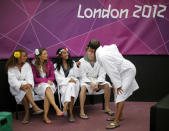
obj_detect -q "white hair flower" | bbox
[35,49,40,55]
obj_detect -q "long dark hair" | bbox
[6,49,28,70]
[55,48,73,71]
[34,48,47,73]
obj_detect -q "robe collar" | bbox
[84,55,95,68]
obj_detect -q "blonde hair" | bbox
[6,49,28,70]
[34,48,47,73]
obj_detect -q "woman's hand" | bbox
[91,83,99,91]
[117,87,123,95]
[76,61,81,68]
[48,80,53,85]
[39,82,44,85]
[20,85,29,91]
[69,79,76,83]
[26,84,32,88]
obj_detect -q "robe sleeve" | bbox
[96,66,106,83]
[101,58,122,89]
[55,70,71,86]
[72,61,81,78]
[47,61,55,82]
[8,68,22,93]
[25,63,34,88]
[96,46,122,89]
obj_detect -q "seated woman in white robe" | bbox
[79,45,114,119]
[31,48,63,124]
[6,49,43,124]
[54,48,80,122]
[87,39,139,129]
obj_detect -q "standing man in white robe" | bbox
[79,45,114,119]
[6,49,43,124]
[87,39,139,129]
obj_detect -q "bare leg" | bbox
[22,96,29,121]
[113,68,135,123]
[45,87,62,114]
[99,84,111,112]
[63,102,69,114]
[25,87,42,112]
[79,86,87,115]
[43,96,51,123]
[69,97,75,119]
[114,101,125,124]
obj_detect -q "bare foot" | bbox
[63,104,68,114]
[56,109,63,116]
[23,114,29,121]
[33,105,43,112]
[68,114,75,122]
[113,119,119,125]
[105,108,115,116]
[43,116,52,124]
[22,113,29,124]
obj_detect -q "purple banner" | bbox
[0,0,169,59]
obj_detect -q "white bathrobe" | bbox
[54,61,80,105]
[96,44,139,103]
[79,57,111,94]
[8,62,34,104]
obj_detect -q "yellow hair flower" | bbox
[14,51,20,58]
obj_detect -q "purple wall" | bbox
[0,0,169,59]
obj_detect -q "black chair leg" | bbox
[102,94,105,110]
[90,95,94,105]
[15,104,19,120]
